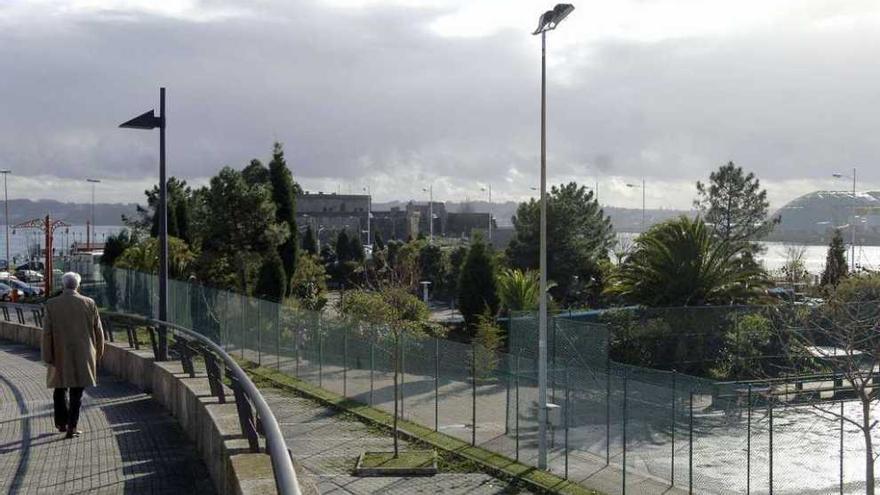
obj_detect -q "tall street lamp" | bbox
[422,184,434,243]
[1,170,10,267]
[626,179,646,232]
[481,185,493,243]
[86,178,101,248]
[533,2,574,470]
[120,87,168,361]
[832,168,857,272]
[363,186,371,246]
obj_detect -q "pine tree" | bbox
[268,142,298,297]
[336,230,351,262]
[302,225,318,256]
[373,231,385,252]
[821,229,848,287]
[457,233,499,332]
[254,251,286,302]
[349,233,365,262]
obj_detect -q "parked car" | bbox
[16,261,45,272]
[0,283,24,301]
[0,278,41,297]
[15,269,44,283]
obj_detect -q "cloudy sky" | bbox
[1,0,879,210]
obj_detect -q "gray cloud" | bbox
[1,1,879,209]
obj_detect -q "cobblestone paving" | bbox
[0,341,215,494]
[263,388,536,494]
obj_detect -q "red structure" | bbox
[13,215,71,295]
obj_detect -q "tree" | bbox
[124,177,193,242]
[506,182,614,305]
[473,309,502,377]
[254,251,286,302]
[195,166,287,292]
[781,244,809,287]
[418,243,446,297]
[694,162,779,244]
[302,225,318,256]
[242,159,269,186]
[335,230,351,262]
[497,268,541,313]
[268,143,298,297]
[290,254,328,311]
[101,229,139,310]
[458,234,499,332]
[348,233,365,263]
[607,216,768,306]
[373,231,385,252]
[821,229,848,288]
[115,236,195,278]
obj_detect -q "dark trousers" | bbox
[53,387,85,429]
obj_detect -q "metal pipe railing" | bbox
[107,312,302,495]
[2,302,302,495]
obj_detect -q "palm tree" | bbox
[607,216,767,306]
[497,268,540,313]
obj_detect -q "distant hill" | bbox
[768,191,880,244]
[1,199,138,226]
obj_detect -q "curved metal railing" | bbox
[1,302,302,495]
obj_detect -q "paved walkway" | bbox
[263,387,534,494]
[0,340,214,494]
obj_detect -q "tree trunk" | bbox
[863,400,875,495]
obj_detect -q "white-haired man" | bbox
[41,272,104,438]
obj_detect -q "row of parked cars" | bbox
[0,270,44,301]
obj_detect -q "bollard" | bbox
[319,333,324,388]
[434,337,439,432]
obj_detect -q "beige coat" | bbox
[41,289,105,388]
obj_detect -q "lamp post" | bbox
[422,185,434,242]
[481,185,493,243]
[86,178,101,249]
[832,168,857,272]
[120,87,168,361]
[533,3,574,470]
[0,170,10,267]
[626,179,646,232]
[363,186,371,246]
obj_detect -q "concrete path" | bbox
[263,387,535,494]
[0,340,214,494]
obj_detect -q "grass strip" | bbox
[243,362,601,495]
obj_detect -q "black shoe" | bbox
[65,429,81,439]
[56,425,67,433]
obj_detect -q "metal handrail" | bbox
[107,312,302,495]
[2,302,302,495]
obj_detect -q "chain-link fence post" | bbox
[623,367,628,495]
[294,326,300,377]
[565,366,570,479]
[606,353,611,466]
[747,384,752,495]
[400,332,406,419]
[689,390,694,494]
[319,332,324,388]
[471,341,477,447]
[275,308,280,370]
[240,295,245,360]
[672,369,676,487]
[434,336,439,432]
[369,339,375,406]
[515,350,521,462]
[257,301,262,366]
[343,327,348,397]
[769,396,773,495]
[839,400,844,495]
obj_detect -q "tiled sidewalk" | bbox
[0,341,214,494]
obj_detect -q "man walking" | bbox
[41,272,104,438]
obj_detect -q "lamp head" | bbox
[832,173,843,178]
[533,4,575,35]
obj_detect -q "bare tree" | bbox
[779,299,880,494]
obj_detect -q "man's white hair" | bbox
[62,272,81,290]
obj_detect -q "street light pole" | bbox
[87,178,101,248]
[532,3,574,470]
[423,185,434,242]
[364,186,371,246]
[120,87,168,361]
[481,185,493,243]
[0,170,10,267]
[832,169,858,272]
